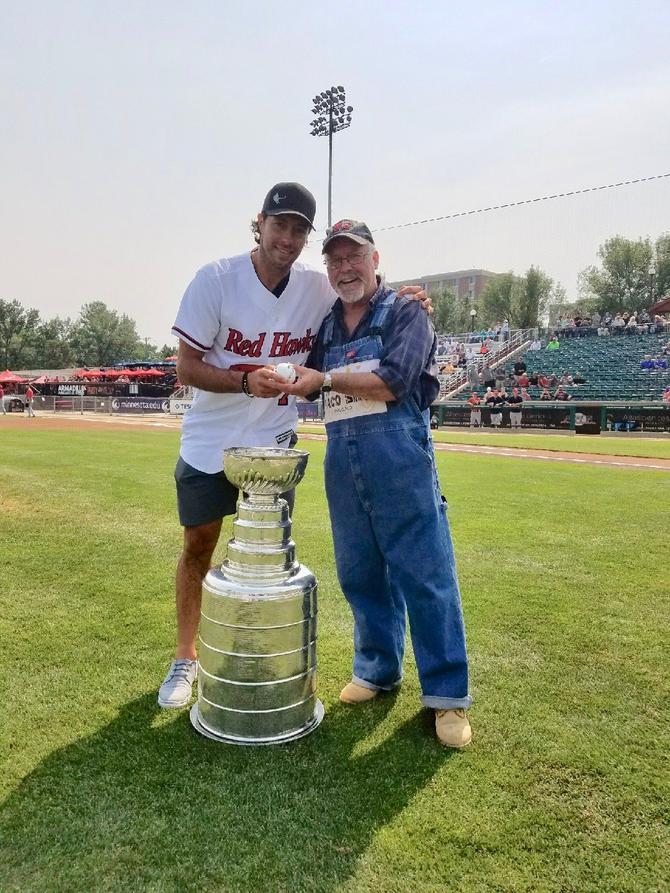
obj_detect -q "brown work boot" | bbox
[339,682,379,704]
[435,708,472,748]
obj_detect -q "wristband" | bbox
[241,371,254,397]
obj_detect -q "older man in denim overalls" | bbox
[268,220,472,747]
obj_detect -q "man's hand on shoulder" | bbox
[396,285,432,315]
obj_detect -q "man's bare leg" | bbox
[175,519,223,660]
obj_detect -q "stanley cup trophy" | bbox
[189,447,324,744]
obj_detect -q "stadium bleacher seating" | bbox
[457,332,669,401]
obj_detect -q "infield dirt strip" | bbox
[4,413,670,471]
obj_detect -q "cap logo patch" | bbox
[272,192,286,205]
[332,220,353,232]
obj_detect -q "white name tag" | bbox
[324,359,388,424]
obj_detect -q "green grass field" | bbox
[1,426,668,893]
[299,423,670,460]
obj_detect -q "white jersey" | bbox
[172,251,335,473]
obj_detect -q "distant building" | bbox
[389,268,499,300]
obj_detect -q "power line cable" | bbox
[319,172,670,236]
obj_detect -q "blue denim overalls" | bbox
[322,292,471,709]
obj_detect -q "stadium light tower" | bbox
[309,85,353,227]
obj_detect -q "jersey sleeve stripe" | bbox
[171,326,213,352]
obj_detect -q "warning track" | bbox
[3,414,669,471]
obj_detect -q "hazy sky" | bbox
[2,1,669,345]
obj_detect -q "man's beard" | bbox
[336,278,366,304]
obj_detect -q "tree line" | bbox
[431,233,670,334]
[3,233,668,366]
[0,300,175,371]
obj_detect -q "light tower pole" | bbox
[309,86,353,228]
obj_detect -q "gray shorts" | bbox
[175,457,296,528]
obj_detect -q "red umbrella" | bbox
[142,368,166,377]
[31,375,49,384]
[0,370,27,383]
[82,368,103,378]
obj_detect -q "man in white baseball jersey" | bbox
[159,183,424,708]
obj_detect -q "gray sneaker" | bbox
[158,659,198,708]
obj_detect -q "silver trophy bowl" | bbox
[190,445,323,745]
[224,447,309,500]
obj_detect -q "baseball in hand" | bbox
[275,362,298,383]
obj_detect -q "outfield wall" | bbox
[8,394,669,433]
[431,402,670,433]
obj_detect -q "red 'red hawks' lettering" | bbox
[224,329,266,357]
[224,327,316,358]
[269,328,316,358]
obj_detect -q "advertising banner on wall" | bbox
[111,397,170,413]
[169,398,193,415]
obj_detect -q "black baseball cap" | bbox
[322,219,375,253]
[261,182,316,229]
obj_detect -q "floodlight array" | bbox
[309,85,353,137]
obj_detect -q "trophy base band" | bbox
[189,700,325,746]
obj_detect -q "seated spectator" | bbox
[553,386,571,401]
[603,312,612,326]
[538,373,549,388]
[430,413,439,430]
[546,337,560,350]
[626,313,638,334]
[559,371,573,386]
[539,387,553,400]
[622,311,630,324]
[572,372,587,384]
[521,387,532,402]
[513,359,527,375]
[612,313,625,330]
[529,338,542,350]
[597,325,610,336]
[528,372,539,386]
[547,373,558,387]
[517,372,530,388]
